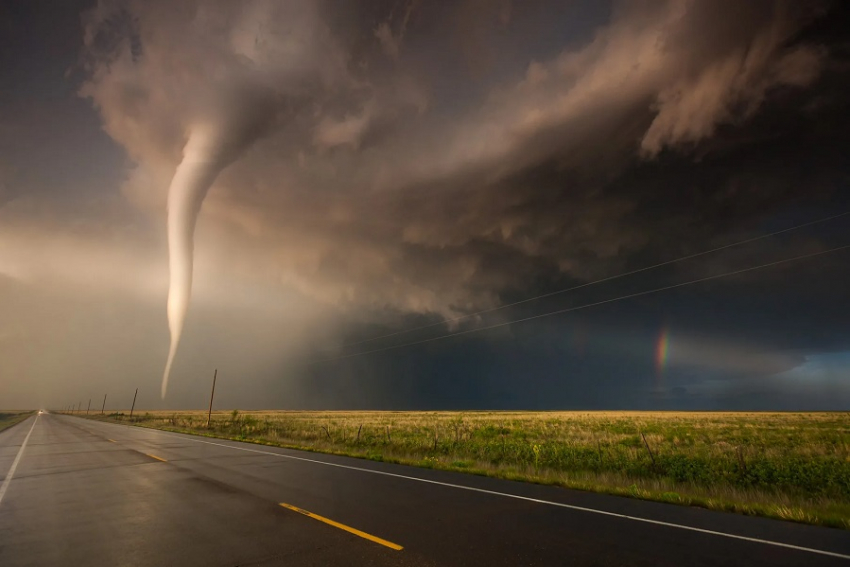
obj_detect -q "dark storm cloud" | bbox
[72,0,839,317]
[1,0,848,409]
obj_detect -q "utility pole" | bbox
[77,402,81,413]
[130,388,138,419]
[86,399,91,415]
[206,369,217,428]
[101,394,107,414]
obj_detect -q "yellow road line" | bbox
[145,453,167,462]
[278,502,403,551]
[107,439,117,443]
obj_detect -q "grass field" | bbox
[0,411,35,434]
[77,410,850,529]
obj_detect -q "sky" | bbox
[1,0,849,411]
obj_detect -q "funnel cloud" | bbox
[154,1,329,397]
[162,124,229,397]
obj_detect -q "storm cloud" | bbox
[1,0,848,409]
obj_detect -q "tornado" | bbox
[161,104,269,398]
[161,124,228,398]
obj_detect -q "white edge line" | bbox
[0,415,39,505]
[78,416,850,561]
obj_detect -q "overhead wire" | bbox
[319,243,850,362]
[330,210,850,351]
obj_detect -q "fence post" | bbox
[130,388,138,418]
[640,431,656,468]
[206,369,217,428]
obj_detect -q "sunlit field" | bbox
[0,411,35,434]
[80,410,850,529]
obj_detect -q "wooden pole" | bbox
[130,388,138,418]
[86,399,91,415]
[206,369,217,428]
[101,394,107,414]
[640,431,656,468]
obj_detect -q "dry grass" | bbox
[80,410,850,529]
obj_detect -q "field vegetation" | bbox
[0,411,35,434]
[79,410,850,529]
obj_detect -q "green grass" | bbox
[0,411,35,434]
[76,410,850,529]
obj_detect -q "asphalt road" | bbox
[0,413,848,566]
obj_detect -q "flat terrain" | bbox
[84,410,850,529]
[1,413,849,566]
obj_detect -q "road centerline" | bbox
[278,502,403,551]
[0,415,39,506]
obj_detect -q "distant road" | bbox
[1,413,848,566]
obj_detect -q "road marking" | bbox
[0,415,38,506]
[83,418,850,561]
[107,439,117,443]
[279,502,403,550]
[145,453,167,462]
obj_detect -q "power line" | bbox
[331,210,850,351]
[332,210,850,351]
[319,243,850,362]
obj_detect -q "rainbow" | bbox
[655,326,671,385]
